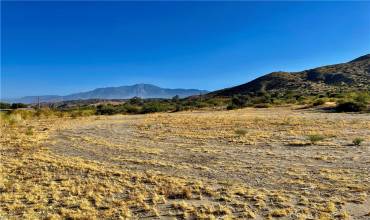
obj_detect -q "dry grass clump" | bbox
[269,208,291,217]
[306,134,326,144]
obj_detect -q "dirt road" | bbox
[46,107,370,219]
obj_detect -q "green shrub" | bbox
[0,102,11,109]
[352,137,364,146]
[56,111,68,118]
[313,99,326,106]
[272,98,285,105]
[70,109,96,118]
[335,101,366,112]
[306,134,325,144]
[141,102,170,114]
[172,95,180,102]
[124,104,141,114]
[354,92,370,104]
[254,103,271,108]
[231,95,249,107]
[25,127,34,135]
[174,104,185,112]
[194,101,208,108]
[235,129,247,136]
[11,103,28,109]
[226,104,238,110]
[96,105,117,115]
[251,96,270,105]
[206,98,224,106]
[129,97,143,105]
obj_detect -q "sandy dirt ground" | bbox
[1,107,370,219]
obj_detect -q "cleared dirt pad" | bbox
[1,107,370,219]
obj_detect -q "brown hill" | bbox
[209,54,370,97]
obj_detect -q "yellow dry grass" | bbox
[1,107,369,219]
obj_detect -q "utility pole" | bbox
[37,96,40,109]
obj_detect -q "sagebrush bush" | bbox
[124,104,141,114]
[70,109,96,118]
[313,99,326,106]
[235,129,247,136]
[141,102,171,113]
[306,134,325,144]
[226,104,238,110]
[352,137,364,146]
[25,127,34,135]
[96,105,117,115]
[354,92,370,104]
[254,103,271,108]
[335,101,366,112]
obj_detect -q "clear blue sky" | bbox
[2,1,370,98]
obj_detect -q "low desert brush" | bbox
[306,134,325,144]
[235,129,247,136]
[352,137,364,146]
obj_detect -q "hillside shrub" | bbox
[96,105,117,115]
[313,99,326,106]
[11,103,28,109]
[70,109,96,118]
[354,92,370,105]
[124,104,141,114]
[335,101,366,112]
[141,102,171,114]
[194,101,208,108]
[226,104,238,110]
[129,97,143,105]
[251,96,270,105]
[206,98,224,106]
[0,102,11,109]
[231,95,248,107]
[254,103,271,108]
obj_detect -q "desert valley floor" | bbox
[1,107,369,219]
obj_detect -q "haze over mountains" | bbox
[3,54,369,104]
[4,84,208,104]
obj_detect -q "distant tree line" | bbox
[1,90,369,116]
[0,102,28,109]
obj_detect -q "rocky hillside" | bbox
[210,54,370,97]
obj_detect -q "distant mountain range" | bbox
[3,54,369,104]
[209,54,370,97]
[4,84,208,104]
